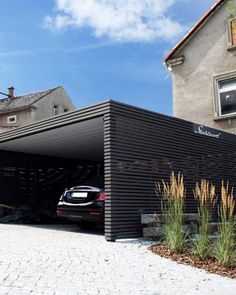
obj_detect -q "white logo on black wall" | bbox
[194,125,221,139]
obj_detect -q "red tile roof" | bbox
[164,0,225,62]
[0,87,59,113]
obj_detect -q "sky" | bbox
[0,0,217,115]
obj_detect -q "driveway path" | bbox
[0,224,235,295]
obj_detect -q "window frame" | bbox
[53,104,59,116]
[7,115,17,124]
[214,72,236,119]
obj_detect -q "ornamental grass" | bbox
[156,171,186,254]
[193,179,216,260]
[215,182,235,267]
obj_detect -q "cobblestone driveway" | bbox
[0,224,235,295]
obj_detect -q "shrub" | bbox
[193,180,216,259]
[156,171,186,253]
[215,182,235,267]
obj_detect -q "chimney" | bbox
[8,86,14,98]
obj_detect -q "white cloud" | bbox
[0,49,34,58]
[44,0,185,42]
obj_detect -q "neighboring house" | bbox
[0,86,75,133]
[164,0,236,134]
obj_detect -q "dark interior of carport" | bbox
[0,116,104,205]
[0,103,108,233]
[0,100,236,242]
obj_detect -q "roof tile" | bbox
[0,87,58,113]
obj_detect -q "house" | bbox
[164,0,236,134]
[0,86,75,133]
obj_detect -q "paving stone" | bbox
[0,224,235,295]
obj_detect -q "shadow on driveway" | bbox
[4,223,105,236]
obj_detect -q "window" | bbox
[217,78,236,116]
[227,18,236,48]
[64,108,69,113]
[231,19,236,45]
[7,115,16,124]
[53,105,59,116]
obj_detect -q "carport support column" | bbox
[104,112,116,242]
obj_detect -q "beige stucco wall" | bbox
[171,1,236,134]
[0,109,32,132]
[33,86,76,122]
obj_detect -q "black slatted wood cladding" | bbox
[0,101,235,241]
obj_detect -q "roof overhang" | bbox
[164,0,225,63]
[0,101,110,161]
[0,105,36,115]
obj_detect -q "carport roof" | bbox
[0,100,110,161]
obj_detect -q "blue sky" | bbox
[0,0,216,115]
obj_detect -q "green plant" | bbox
[227,0,236,21]
[215,182,235,267]
[193,180,216,259]
[156,171,186,253]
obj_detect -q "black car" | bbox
[56,186,105,226]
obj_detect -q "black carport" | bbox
[0,100,236,241]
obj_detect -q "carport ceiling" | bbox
[0,117,104,161]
